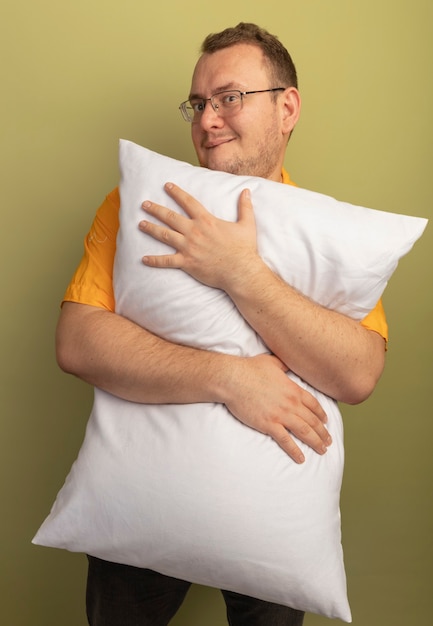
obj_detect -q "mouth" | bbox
[203,137,235,150]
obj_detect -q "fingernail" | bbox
[142,201,151,208]
[165,182,173,190]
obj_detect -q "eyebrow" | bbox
[188,82,245,100]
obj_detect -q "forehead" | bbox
[190,44,270,96]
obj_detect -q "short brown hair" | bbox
[201,22,298,89]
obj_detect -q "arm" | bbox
[222,260,386,404]
[140,184,386,403]
[57,301,330,463]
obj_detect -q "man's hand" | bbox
[221,353,331,464]
[139,182,258,290]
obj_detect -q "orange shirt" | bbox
[64,176,388,342]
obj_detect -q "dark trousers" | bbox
[86,556,305,626]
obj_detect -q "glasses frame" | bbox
[179,87,286,123]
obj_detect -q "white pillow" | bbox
[33,140,427,622]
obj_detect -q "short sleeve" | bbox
[62,188,120,312]
[360,299,388,344]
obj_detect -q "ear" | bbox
[279,87,301,136]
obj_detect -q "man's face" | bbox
[189,44,291,182]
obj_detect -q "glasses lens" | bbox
[179,102,193,122]
[188,99,206,122]
[214,91,242,114]
[180,99,204,123]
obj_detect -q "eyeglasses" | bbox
[179,88,286,123]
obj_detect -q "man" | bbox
[57,23,387,626]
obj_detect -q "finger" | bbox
[141,200,189,233]
[268,424,306,464]
[300,388,328,423]
[283,407,332,454]
[142,252,184,268]
[291,416,332,452]
[163,182,206,219]
[139,216,184,249]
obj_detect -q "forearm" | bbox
[56,302,232,404]
[225,259,386,404]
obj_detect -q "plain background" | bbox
[1,1,432,624]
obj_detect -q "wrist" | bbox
[224,255,269,300]
[204,352,243,406]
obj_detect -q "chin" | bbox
[203,156,242,176]
[197,145,238,174]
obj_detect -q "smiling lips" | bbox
[203,136,235,149]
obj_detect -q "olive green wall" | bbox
[1,1,432,624]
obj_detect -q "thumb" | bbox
[237,188,255,225]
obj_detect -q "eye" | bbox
[190,99,205,113]
[221,92,241,106]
